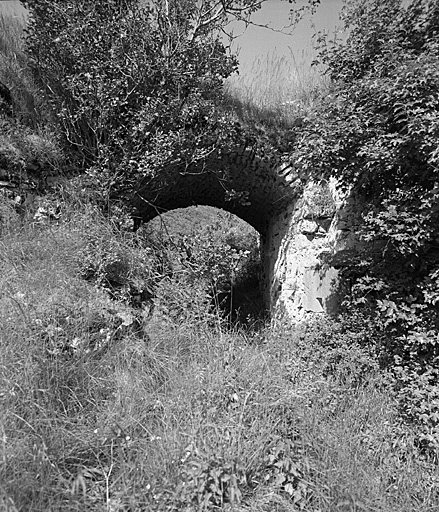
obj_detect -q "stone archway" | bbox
[130,144,302,237]
[130,144,355,322]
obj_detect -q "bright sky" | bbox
[229,0,344,69]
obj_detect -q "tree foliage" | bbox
[22,0,323,204]
[22,0,267,200]
[297,0,439,447]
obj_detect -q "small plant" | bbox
[260,437,309,506]
[303,181,336,219]
[77,214,167,311]
[177,446,246,509]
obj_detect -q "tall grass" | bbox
[224,49,329,128]
[0,194,438,511]
[0,12,50,127]
[0,13,62,182]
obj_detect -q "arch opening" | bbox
[143,205,267,327]
[129,143,303,320]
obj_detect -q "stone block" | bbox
[302,266,340,314]
[300,219,318,234]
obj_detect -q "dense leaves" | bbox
[298,0,439,447]
[22,0,325,206]
[22,0,249,200]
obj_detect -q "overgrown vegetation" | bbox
[293,0,439,452]
[1,0,439,509]
[1,196,438,511]
[145,207,264,327]
[21,0,253,205]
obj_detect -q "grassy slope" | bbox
[224,49,329,129]
[146,205,251,239]
[1,203,438,511]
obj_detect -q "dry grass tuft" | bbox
[224,50,329,128]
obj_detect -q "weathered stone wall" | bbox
[129,147,363,322]
[262,180,360,321]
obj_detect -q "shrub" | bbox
[22,0,245,199]
[297,0,439,445]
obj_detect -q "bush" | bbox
[22,0,243,202]
[298,0,439,446]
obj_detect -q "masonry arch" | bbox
[130,145,301,237]
[130,145,344,321]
